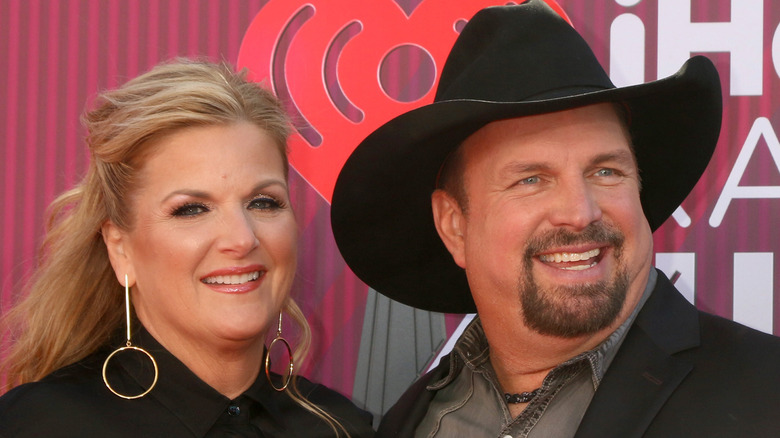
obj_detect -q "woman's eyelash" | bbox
[169,194,287,217]
[249,195,286,210]
[171,202,209,217]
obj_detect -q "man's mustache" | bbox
[524,223,625,260]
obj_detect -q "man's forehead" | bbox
[460,104,633,164]
[496,149,637,174]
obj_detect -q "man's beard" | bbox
[519,223,628,338]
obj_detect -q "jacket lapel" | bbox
[376,356,450,437]
[574,270,701,438]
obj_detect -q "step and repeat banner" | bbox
[2,0,779,414]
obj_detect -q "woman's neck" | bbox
[144,323,268,399]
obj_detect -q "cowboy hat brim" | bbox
[331,55,721,314]
[331,0,722,314]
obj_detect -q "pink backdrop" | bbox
[2,0,779,406]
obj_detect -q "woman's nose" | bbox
[217,210,260,256]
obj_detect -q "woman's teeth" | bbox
[202,271,261,285]
[539,248,601,264]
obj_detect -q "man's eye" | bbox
[171,203,208,217]
[596,168,615,177]
[520,176,540,185]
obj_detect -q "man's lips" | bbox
[537,247,603,271]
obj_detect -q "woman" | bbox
[0,59,374,437]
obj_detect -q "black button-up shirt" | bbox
[0,327,375,437]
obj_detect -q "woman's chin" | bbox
[215,324,269,345]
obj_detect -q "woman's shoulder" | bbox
[0,354,104,404]
[0,355,123,436]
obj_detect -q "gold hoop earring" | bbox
[265,312,294,391]
[102,274,159,399]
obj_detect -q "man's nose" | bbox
[547,178,603,230]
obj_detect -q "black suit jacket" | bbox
[378,270,780,437]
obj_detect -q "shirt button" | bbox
[227,405,241,416]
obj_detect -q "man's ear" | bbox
[101,220,135,286]
[431,189,467,269]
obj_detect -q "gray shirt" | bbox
[415,269,657,438]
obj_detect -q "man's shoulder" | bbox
[610,293,780,435]
[641,311,780,436]
[690,309,780,367]
[376,356,450,437]
[635,273,780,379]
[700,309,780,344]
[640,269,780,357]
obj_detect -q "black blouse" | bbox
[0,328,375,437]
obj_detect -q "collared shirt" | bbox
[415,269,657,438]
[0,326,375,438]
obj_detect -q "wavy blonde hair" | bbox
[1,59,348,436]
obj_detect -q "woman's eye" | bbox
[249,196,282,210]
[171,203,209,217]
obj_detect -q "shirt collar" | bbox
[593,267,656,383]
[430,268,657,391]
[115,326,288,436]
[242,352,289,425]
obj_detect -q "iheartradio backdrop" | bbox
[2,0,779,417]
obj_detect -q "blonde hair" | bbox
[1,59,348,436]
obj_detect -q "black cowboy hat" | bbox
[330,0,722,314]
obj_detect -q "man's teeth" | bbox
[539,248,600,264]
[203,271,261,285]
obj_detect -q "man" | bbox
[331,1,780,437]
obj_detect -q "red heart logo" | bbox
[238,0,569,202]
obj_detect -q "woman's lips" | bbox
[201,265,266,293]
[202,270,261,285]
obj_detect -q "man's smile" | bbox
[538,248,600,264]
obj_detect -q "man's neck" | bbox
[486,322,611,393]
[483,268,654,396]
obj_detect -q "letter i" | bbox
[610,0,645,87]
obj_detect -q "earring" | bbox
[102,274,159,399]
[264,312,294,391]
